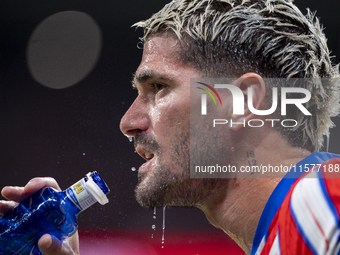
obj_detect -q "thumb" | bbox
[38,234,74,255]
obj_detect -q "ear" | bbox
[230,73,266,131]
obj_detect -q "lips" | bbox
[136,146,155,161]
[135,146,157,174]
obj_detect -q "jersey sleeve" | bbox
[259,158,340,255]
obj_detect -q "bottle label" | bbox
[66,178,97,211]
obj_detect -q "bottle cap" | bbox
[85,172,109,205]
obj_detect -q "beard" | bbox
[134,131,227,209]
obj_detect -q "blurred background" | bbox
[0,0,339,254]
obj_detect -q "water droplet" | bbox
[231,147,234,152]
[131,167,136,171]
[83,153,85,156]
[162,206,166,248]
[151,206,157,239]
[125,135,133,142]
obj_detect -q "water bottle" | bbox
[0,171,109,255]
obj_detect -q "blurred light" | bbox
[27,11,102,89]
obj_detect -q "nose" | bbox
[120,96,149,137]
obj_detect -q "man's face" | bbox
[120,35,226,209]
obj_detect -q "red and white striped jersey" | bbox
[250,152,340,255]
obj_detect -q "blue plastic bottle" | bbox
[0,171,109,255]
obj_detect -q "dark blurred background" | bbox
[0,1,339,254]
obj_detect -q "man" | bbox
[1,0,340,254]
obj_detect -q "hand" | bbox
[0,177,80,255]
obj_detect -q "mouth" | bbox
[135,146,157,174]
[136,146,155,161]
[136,145,156,172]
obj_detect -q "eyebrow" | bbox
[131,70,174,89]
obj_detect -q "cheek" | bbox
[151,96,190,139]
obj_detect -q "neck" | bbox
[198,131,311,253]
[199,178,279,253]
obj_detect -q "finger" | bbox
[38,234,75,255]
[0,200,18,216]
[23,177,61,195]
[1,186,25,202]
[1,178,61,204]
[67,232,79,254]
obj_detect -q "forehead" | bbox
[143,35,181,62]
[136,35,182,76]
[133,34,202,88]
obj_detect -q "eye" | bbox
[152,83,166,93]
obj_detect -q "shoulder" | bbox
[286,164,340,255]
[260,160,340,255]
[290,158,340,221]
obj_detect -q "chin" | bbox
[134,184,167,209]
[135,167,177,209]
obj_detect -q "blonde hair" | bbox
[134,0,340,152]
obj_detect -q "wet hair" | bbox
[133,0,340,152]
